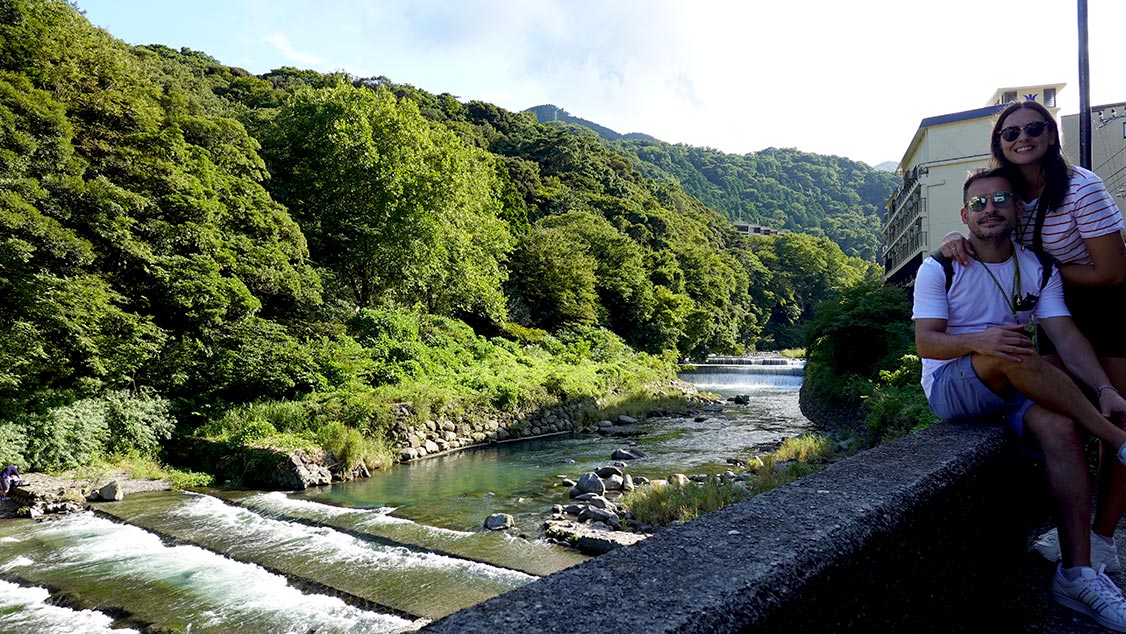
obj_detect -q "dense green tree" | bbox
[508,225,599,330]
[260,84,513,322]
[750,233,880,349]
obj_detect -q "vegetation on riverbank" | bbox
[801,281,937,444]
[622,432,841,527]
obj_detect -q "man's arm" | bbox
[915,318,1036,363]
[1039,316,1126,419]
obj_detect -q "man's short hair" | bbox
[962,167,1012,205]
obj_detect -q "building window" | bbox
[1044,88,1056,107]
[1003,91,1017,103]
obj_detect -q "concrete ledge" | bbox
[424,422,1045,633]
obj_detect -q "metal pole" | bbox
[1078,0,1092,169]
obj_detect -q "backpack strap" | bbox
[1032,248,1055,292]
[930,248,1053,294]
[929,249,955,292]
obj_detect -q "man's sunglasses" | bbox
[997,121,1050,142]
[966,192,1015,212]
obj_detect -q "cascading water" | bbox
[95,491,535,622]
[677,358,805,390]
[0,577,140,634]
[0,511,420,633]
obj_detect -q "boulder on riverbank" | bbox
[0,470,173,519]
[543,519,648,554]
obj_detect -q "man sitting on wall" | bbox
[913,167,1126,631]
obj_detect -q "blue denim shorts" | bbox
[928,354,1036,439]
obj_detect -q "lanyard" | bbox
[974,254,1023,320]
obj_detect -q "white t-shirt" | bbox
[1016,166,1124,265]
[912,244,1070,398]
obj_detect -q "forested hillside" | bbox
[0,0,879,473]
[527,105,897,261]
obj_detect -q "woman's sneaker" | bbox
[1052,565,1126,632]
[1032,528,1122,573]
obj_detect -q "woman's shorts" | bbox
[1039,283,1126,358]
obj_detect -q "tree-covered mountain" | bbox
[526,104,657,142]
[527,107,898,261]
[0,0,880,472]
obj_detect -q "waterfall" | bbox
[678,358,804,389]
[0,577,138,634]
[0,512,419,633]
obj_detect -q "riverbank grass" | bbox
[71,457,214,490]
[622,433,838,529]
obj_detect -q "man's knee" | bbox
[1025,408,1082,451]
[972,351,1049,391]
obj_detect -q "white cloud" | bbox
[262,32,324,66]
[77,0,1126,167]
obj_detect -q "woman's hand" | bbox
[939,232,974,266]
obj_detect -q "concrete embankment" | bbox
[424,421,1053,633]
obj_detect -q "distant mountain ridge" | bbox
[526,103,898,261]
[526,104,658,142]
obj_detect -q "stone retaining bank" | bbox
[391,380,703,463]
[423,422,1047,633]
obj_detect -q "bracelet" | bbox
[1098,384,1121,398]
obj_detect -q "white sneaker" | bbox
[1053,565,1126,631]
[1032,528,1122,573]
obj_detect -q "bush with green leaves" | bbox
[11,390,176,472]
[101,389,176,458]
[20,398,108,472]
[802,280,930,442]
[0,421,27,468]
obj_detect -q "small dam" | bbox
[678,356,804,389]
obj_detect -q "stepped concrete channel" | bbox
[424,421,1125,633]
[211,489,588,576]
[90,490,583,623]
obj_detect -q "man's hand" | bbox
[970,324,1034,362]
[1099,387,1126,423]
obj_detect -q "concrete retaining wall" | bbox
[423,421,1048,633]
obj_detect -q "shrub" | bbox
[622,476,751,527]
[863,354,939,444]
[21,398,109,472]
[0,422,27,467]
[316,421,394,472]
[102,389,176,458]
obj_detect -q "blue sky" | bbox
[77,0,1126,167]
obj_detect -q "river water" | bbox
[0,360,809,633]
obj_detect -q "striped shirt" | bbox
[1016,166,1124,265]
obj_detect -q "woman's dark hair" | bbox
[988,100,1070,213]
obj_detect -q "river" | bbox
[0,359,809,633]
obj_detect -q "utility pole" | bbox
[1078,0,1092,169]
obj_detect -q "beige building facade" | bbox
[882,84,1065,285]
[1061,102,1126,214]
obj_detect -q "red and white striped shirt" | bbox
[1016,166,1124,265]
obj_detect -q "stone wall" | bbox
[390,401,584,462]
[390,379,699,462]
[422,421,1049,633]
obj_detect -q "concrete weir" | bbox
[423,422,1044,633]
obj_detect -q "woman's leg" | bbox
[1093,357,1126,538]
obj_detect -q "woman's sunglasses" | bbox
[997,121,1050,142]
[966,191,1015,212]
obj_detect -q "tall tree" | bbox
[261,84,513,322]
